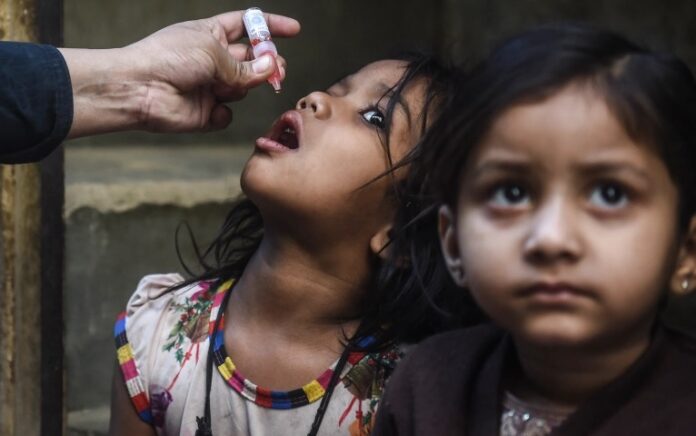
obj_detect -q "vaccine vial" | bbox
[243,7,282,93]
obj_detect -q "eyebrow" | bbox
[472,158,653,184]
[573,161,652,183]
[472,159,532,179]
[375,83,412,128]
[329,77,349,94]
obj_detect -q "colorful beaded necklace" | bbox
[196,279,372,436]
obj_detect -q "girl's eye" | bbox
[360,108,386,129]
[489,184,530,208]
[589,183,628,209]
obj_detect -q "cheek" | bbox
[592,211,679,302]
[456,207,522,269]
[314,128,389,177]
[455,211,519,310]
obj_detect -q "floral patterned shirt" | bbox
[115,273,402,436]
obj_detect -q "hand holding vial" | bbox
[61,10,300,138]
[243,7,284,93]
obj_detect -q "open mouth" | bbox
[276,126,299,149]
[267,112,300,150]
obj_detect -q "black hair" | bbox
[423,23,696,229]
[175,51,475,351]
[351,52,487,347]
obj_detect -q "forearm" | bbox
[58,11,299,139]
[59,47,148,139]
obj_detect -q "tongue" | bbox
[278,131,299,149]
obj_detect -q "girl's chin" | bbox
[239,161,281,198]
[513,319,596,349]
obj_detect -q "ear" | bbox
[670,216,696,295]
[370,223,393,260]
[438,204,467,287]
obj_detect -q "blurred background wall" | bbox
[63,1,696,434]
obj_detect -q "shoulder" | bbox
[119,273,220,354]
[382,323,503,395]
[657,329,696,427]
[114,274,221,425]
[567,326,696,435]
[383,324,504,401]
[373,324,503,435]
[125,273,187,313]
[660,327,696,383]
[122,273,220,323]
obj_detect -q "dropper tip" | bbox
[269,77,282,93]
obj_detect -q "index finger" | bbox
[213,10,301,42]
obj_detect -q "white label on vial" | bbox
[243,9,271,44]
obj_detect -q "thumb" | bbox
[217,52,277,89]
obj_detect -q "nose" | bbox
[523,196,582,266]
[296,91,331,119]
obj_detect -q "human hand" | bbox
[126,11,300,132]
[63,11,300,138]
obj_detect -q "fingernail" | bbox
[252,55,273,73]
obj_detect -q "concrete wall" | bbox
[63,1,696,434]
[443,0,696,68]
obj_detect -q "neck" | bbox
[227,233,370,347]
[510,324,654,408]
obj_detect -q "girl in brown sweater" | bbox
[375,23,696,436]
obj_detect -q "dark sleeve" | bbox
[0,42,73,163]
[372,325,504,436]
[372,355,415,436]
